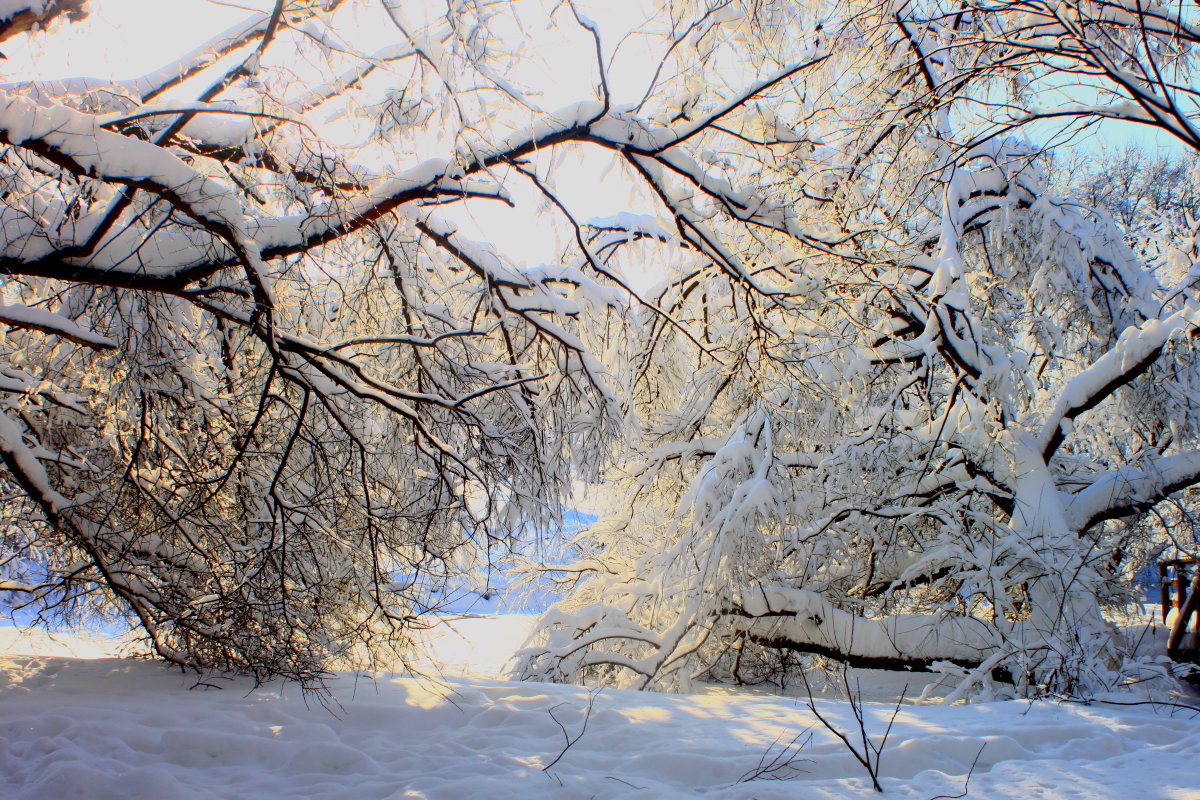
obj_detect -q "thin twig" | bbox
[542,688,600,772]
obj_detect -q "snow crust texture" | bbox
[1,621,1198,800]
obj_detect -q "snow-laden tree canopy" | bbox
[514,0,1200,696]
[1,0,1198,694]
[0,0,776,682]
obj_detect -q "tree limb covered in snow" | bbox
[516,0,1200,697]
[0,0,88,44]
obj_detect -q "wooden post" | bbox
[1167,567,1200,661]
[1160,562,1171,623]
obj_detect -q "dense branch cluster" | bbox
[515,0,1200,695]
[0,0,1198,694]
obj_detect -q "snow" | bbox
[586,212,674,243]
[0,88,270,290]
[1037,311,1194,455]
[0,412,68,511]
[0,0,40,23]
[2,616,1198,799]
[0,303,116,349]
[735,585,999,663]
[0,92,243,228]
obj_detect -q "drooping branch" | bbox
[1066,451,1200,533]
[0,304,116,350]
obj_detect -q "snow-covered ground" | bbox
[2,616,1198,799]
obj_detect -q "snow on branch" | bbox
[730,585,1000,667]
[1065,450,1200,532]
[0,91,246,240]
[0,0,87,44]
[0,303,115,349]
[1038,310,1198,460]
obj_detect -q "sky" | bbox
[3,0,1189,175]
[2,0,1179,283]
[0,0,679,288]
[0,0,266,81]
[0,0,676,149]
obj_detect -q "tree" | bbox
[1051,144,1200,276]
[0,0,853,684]
[5,0,1199,698]
[516,0,1200,696]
